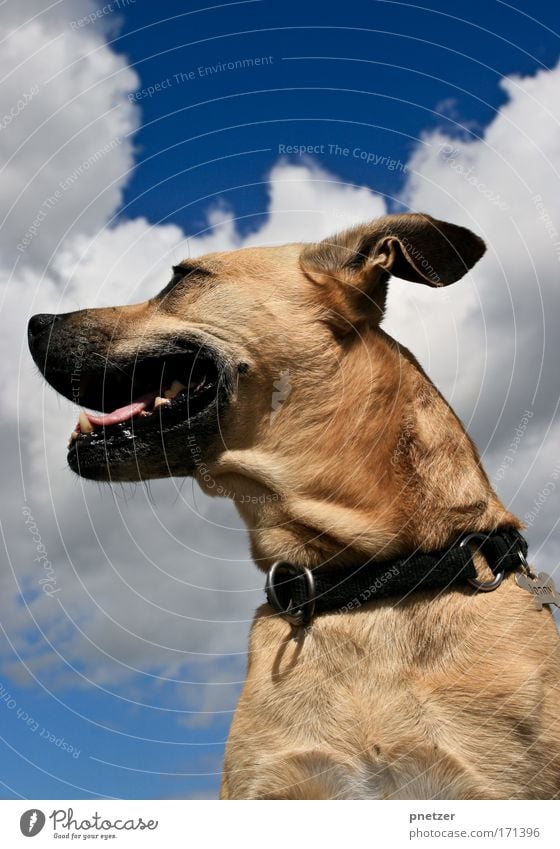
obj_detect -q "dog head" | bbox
[29,212,492,558]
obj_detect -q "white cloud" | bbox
[242,158,386,245]
[0,1,138,271]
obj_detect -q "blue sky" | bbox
[1,0,560,800]
[116,0,560,228]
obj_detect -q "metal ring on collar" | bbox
[460,533,505,592]
[516,546,533,575]
[265,561,316,626]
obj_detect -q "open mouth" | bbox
[28,310,233,481]
[67,347,221,454]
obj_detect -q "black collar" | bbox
[265,528,528,625]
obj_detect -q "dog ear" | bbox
[300,213,486,328]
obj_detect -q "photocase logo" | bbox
[20,809,46,837]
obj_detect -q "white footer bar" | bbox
[1,799,558,847]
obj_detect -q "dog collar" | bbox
[265,528,529,626]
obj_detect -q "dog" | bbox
[28,212,560,799]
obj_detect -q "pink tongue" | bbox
[77,392,156,429]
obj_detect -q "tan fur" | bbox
[41,213,560,798]
[223,576,560,799]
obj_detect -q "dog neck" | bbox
[203,327,519,572]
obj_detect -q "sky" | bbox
[1,0,560,799]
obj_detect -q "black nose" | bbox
[28,313,59,340]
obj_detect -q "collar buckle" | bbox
[461,532,506,592]
[265,562,316,626]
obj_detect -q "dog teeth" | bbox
[164,380,186,399]
[78,411,94,433]
[67,430,79,447]
[154,396,171,409]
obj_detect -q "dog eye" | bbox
[158,262,214,300]
[163,266,189,292]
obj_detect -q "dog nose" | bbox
[27,313,60,340]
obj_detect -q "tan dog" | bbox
[28,213,560,799]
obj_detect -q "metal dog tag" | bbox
[516,571,560,610]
